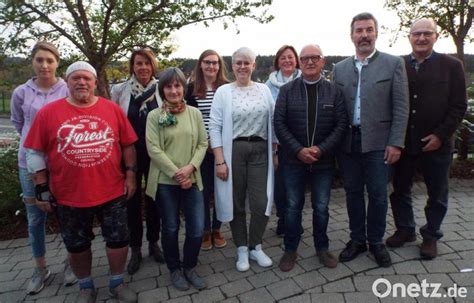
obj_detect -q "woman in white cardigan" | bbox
[209,47,277,272]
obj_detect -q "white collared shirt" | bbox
[353,49,377,126]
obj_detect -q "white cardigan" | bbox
[110,80,162,114]
[209,82,276,223]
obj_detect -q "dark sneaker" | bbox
[420,239,438,260]
[171,269,190,291]
[276,218,285,237]
[149,242,165,263]
[184,268,206,290]
[317,250,338,268]
[75,288,97,303]
[339,241,367,262]
[386,230,416,248]
[127,248,142,275]
[26,267,51,295]
[279,251,297,272]
[108,283,137,302]
[369,244,392,267]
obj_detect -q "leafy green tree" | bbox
[0,0,273,97]
[385,0,473,159]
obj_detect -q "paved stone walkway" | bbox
[0,179,473,302]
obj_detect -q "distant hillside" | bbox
[2,54,473,92]
[177,54,474,83]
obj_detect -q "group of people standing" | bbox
[10,11,467,303]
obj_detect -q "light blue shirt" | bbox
[353,49,377,126]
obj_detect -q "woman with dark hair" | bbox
[110,48,164,275]
[146,67,208,291]
[266,45,301,100]
[185,49,229,251]
[265,45,301,237]
[10,41,77,294]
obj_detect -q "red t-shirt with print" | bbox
[24,97,138,208]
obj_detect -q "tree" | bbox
[0,0,273,97]
[385,0,473,63]
[385,0,473,160]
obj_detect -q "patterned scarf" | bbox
[157,100,186,127]
[130,74,157,106]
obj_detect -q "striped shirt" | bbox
[195,89,215,133]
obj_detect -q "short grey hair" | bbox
[232,47,256,64]
[299,44,324,57]
[158,67,187,101]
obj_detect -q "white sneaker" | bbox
[63,259,78,286]
[26,267,50,295]
[249,244,273,267]
[236,246,250,272]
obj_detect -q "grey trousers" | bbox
[230,140,269,248]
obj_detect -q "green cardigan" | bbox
[145,105,208,198]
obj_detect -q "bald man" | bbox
[274,44,348,272]
[386,18,467,259]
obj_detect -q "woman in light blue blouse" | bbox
[265,45,301,237]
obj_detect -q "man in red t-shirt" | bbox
[24,61,138,303]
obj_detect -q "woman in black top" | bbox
[110,48,164,275]
[185,49,229,251]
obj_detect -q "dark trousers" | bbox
[157,184,204,271]
[201,152,222,231]
[390,152,452,240]
[274,151,287,222]
[231,140,269,248]
[127,143,161,248]
[338,128,390,245]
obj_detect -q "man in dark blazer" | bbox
[332,12,409,267]
[386,18,467,259]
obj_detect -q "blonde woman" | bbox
[10,41,77,295]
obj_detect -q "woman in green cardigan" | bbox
[145,67,208,291]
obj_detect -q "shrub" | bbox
[0,134,24,225]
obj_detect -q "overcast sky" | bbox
[170,0,474,59]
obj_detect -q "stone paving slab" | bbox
[0,179,472,302]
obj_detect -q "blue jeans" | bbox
[282,164,334,251]
[390,152,452,240]
[338,130,390,245]
[19,168,47,258]
[157,184,204,271]
[201,152,221,231]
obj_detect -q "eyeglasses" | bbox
[410,31,435,38]
[203,60,219,66]
[300,55,323,64]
